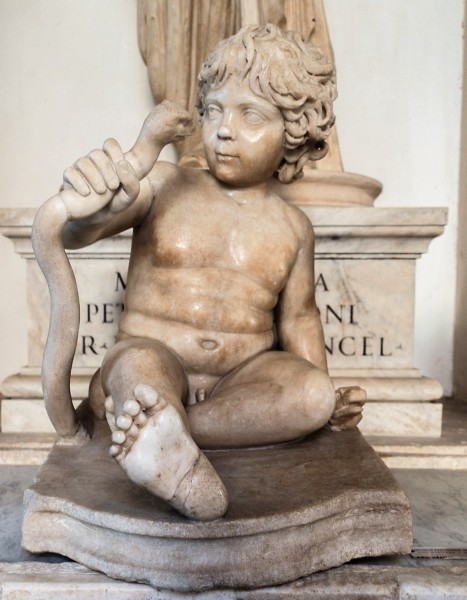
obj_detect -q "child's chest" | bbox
[143,194,299,292]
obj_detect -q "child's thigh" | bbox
[101,336,188,401]
[211,350,320,398]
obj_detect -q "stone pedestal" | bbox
[3,560,467,599]
[22,421,412,591]
[0,206,447,437]
[307,207,447,438]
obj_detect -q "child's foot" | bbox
[105,383,228,520]
[329,386,367,431]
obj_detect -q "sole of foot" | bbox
[105,383,228,521]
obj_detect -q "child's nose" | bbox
[217,112,236,139]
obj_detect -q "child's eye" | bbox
[206,104,222,118]
[243,110,264,125]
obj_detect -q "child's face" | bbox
[202,78,285,187]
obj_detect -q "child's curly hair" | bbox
[197,24,337,184]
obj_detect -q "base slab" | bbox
[3,560,467,599]
[22,422,412,591]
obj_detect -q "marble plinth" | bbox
[22,422,412,592]
[2,561,467,599]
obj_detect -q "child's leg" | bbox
[186,351,336,449]
[101,337,228,520]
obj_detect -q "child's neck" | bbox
[219,180,273,205]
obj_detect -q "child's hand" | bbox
[62,138,140,218]
[58,101,193,221]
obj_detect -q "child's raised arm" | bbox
[60,100,194,248]
[30,101,193,442]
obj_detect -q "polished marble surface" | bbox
[0,465,65,563]
[394,469,467,552]
[0,466,37,561]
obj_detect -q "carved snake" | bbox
[32,104,185,442]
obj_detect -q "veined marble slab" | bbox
[1,399,81,435]
[360,401,443,437]
[0,398,442,437]
[1,561,467,599]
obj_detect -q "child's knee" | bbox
[296,366,335,430]
[101,337,188,399]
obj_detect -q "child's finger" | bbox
[89,149,120,190]
[63,167,90,196]
[74,157,107,194]
[103,137,125,165]
[109,160,140,213]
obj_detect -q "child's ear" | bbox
[308,140,328,161]
[278,146,309,183]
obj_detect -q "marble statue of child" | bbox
[42,25,364,521]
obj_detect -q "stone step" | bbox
[0,432,56,465]
[1,560,467,599]
[0,394,444,437]
[1,399,466,468]
[368,399,467,468]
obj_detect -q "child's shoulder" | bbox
[149,162,211,192]
[149,160,183,184]
[275,194,314,240]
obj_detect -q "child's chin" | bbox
[211,167,262,188]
